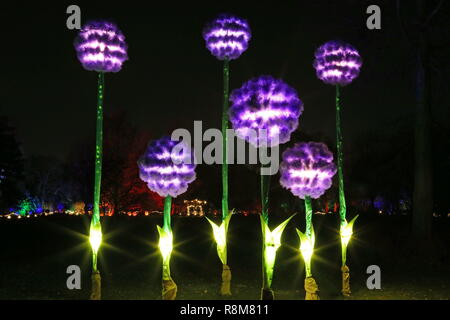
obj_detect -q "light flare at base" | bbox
[297,226,316,277]
[89,221,102,255]
[340,215,358,248]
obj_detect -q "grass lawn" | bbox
[0,214,448,300]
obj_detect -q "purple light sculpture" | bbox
[229,75,303,300]
[74,20,128,300]
[74,21,128,73]
[280,142,336,300]
[280,142,337,199]
[313,40,361,296]
[313,40,362,86]
[138,136,196,300]
[138,136,196,198]
[203,13,251,61]
[229,75,303,147]
[203,13,251,297]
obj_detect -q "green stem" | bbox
[163,195,172,233]
[342,242,347,267]
[162,195,172,280]
[91,72,104,272]
[336,85,346,227]
[261,170,271,225]
[336,85,349,267]
[93,72,104,225]
[260,167,271,289]
[222,59,230,221]
[305,196,312,239]
[92,252,98,272]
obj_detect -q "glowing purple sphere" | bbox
[280,142,337,199]
[229,75,303,147]
[138,137,196,198]
[313,40,362,86]
[74,21,128,73]
[203,13,251,60]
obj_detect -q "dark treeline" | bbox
[0,111,162,214]
[1,111,449,217]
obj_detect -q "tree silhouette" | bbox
[0,116,24,211]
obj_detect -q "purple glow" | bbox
[280,142,337,199]
[138,137,196,198]
[203,13,251,60]
[229,75,303,147]
[74,21,128,73]
[313,40,362,86]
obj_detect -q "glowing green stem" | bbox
[336,85,348,267]
[336,85,346,226]
[341,241,348,267]
[91,72,104,272]
[163,196,172,233]
[260,168,271,289]
[222,59,230,221]
[261,170,270,225]
[159,196,173,280]
[92,252,98,272]
[93,72,104,225]
[305,196,312,239]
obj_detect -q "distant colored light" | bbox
[280,142,337,199]
[138,136,196,198]
[229,76,303,147]
[313,40,362,86]
[203,13,251,60]
[74,21,128,73]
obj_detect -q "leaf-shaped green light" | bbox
[261,214,296,287]
[340,214,358,247]
[206,212,233,265]
[296,226,315,277]
[340,214,358,266]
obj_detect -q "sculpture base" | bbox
[162,278,177,300]
[90,271,101,300]
[305,276,320,300]
[220,264,232,296]
[260,288,274,300]
[341,265,351,297]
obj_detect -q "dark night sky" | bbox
[0,1,448,159]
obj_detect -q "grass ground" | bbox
[0,213,448,300]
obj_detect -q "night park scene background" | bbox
[0,1,449,302]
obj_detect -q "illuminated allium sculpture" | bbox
[280,142,336,300]
[138,136,196,300]
[203,13,251,296]
[229,75,303,147]
[203,14,251,61]
[74,21,128,73]
[74,20,128,300]
[280,142,337,199]
[313,40,361,296]
[313,40,362,86]
[229,76,302,300]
